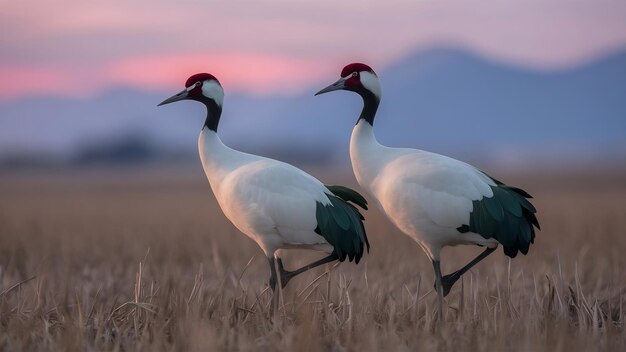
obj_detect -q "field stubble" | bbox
[0,166,624,351]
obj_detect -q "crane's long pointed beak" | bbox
[314,78,346,96]
[157,89,189,106]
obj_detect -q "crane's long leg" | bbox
[432,259,444,322]
[436,247,496,297]
[268,257,279,313]
[277,253,339,288]
[268,257,278,291]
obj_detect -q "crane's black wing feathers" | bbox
[457,173,540,258]
[314,185,370,263]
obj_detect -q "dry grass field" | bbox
[0,165,625,351]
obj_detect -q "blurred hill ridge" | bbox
[1,46,625,169]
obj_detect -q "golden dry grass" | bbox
[0,166,624,351]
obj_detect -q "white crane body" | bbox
[158,73,369,304]
[350,121,499,260]
[316,63,539,320]
[198,129,334,256]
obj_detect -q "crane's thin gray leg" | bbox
[435,247,496,297]
[268,257,279,313]
[277,253,339,288]
[432,259,444,322]
[268,257,278,291]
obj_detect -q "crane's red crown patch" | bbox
[185,73,220,88]
[341,63,375,77]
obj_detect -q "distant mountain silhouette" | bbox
[376,47,626,164]
[1,46,624,168]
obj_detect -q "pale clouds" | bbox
[1,0,625,99]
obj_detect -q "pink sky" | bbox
[1,0,625,100]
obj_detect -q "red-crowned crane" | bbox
[158,73,369,309]
[315,63,539,320]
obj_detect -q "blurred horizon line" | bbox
[1,44,624,172]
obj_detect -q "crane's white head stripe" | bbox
[201,80,224,107]
[359,71,381,99]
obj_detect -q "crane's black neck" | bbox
[202,99,223,132]
[357,90,380,126]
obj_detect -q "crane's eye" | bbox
[195,81,202,87]
[351,72,358,77]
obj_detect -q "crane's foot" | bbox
[275,254,338,289]
[269,257,294,290]
[277,258,294,288]
[433,270,461,297]
[433,247,496,297]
